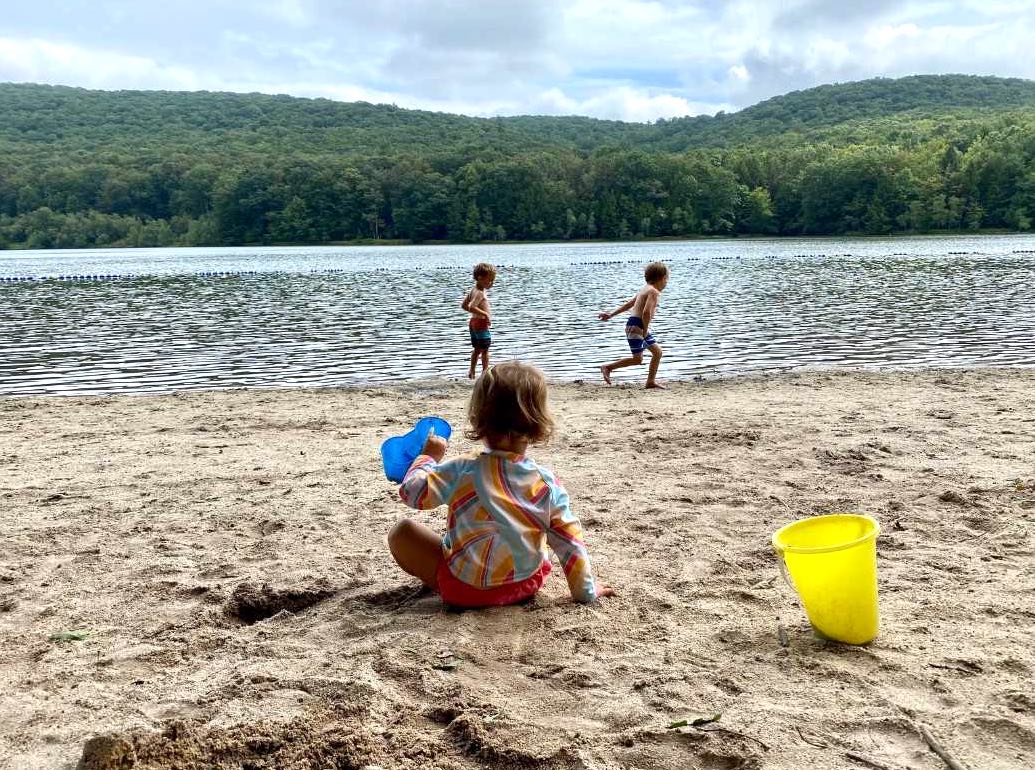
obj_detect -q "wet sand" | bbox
[1,370,1033,769]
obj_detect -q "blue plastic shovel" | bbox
[380,416,453,483]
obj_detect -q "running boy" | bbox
[598,261,669,389]
[388,361,614,607]
[461,263,495,379]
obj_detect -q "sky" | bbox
[1,1,1034,122]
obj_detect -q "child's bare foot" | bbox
[645,381,666,389]
[467,370,476,379]
[600,365,611,385]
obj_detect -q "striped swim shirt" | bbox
[399,450,598,603]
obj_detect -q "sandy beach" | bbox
[1,369,1033,770]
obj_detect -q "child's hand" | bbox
[422,434,448,462]
[595,583,616,598]
[597,312,610,321]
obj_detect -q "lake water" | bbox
[1,236,1034,395]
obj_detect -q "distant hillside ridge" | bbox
[640,74,1035,149]
[2,74,1035,154]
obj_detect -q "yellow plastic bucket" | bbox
[772,514,881,645]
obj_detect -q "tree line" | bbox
[3,128,1034,249]
[1,77,1034,249]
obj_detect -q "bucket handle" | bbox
[774,546,797,592]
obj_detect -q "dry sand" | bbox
[1,370,1033,770]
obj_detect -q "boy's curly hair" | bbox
[644,262,668,284]
[466,361,554,446]
[473,262,497,280]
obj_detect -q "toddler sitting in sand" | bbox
[388,361,613,607]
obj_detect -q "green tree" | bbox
[736,186,777,233]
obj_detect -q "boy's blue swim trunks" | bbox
[625,316,657,355]
[469,318,492,350]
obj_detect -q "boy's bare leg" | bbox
[645,343,665,389]
[387,518,443,590]
[601,354,643,384]
[468,350,478,379]
[480,349,490,374]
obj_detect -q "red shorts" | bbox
[436,559,551,608]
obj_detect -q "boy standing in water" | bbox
[598,261,669,389]
[462,263,495,379]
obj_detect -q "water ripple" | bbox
[1,236,1034,395]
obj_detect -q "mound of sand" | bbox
[1,370,1033,769]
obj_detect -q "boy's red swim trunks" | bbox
[436,559,551,608]
[469,317,491,350]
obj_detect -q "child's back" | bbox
[399,448,595,602]
[631,282,660,318]
[387,361,611,607]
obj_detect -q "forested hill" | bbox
[2,74,1035,249]
[641,74,1035,149]
[3,74,1035,154]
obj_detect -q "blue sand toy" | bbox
[381,416,452,483]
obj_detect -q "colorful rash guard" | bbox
[399,450,597,603]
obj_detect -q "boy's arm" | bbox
[598,297,635,321]
[640,289,659,329]
[462,289,490,318]
[398,453,459,510]
[540,473,598,603]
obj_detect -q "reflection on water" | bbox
[1,236,1034,395]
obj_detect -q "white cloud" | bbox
[0,37,201,90]
[803,37,853,72]
[530,85,731,121]
[258,0,313,27]
[728,64,750,82]
[957,0,1035,13]
[0,1,1033,121]
[235,79,519,117]
[864,23,923,48]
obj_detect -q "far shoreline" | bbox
[1,228,1031,254]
